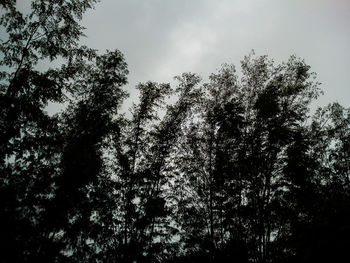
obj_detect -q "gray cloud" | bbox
[82,0,350,108]
[16,0,350,108]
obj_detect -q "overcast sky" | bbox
[12,0,349,109]
[77,0,350,108]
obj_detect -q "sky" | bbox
[78,0,350,109]
[14,0,350,109]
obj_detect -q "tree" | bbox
[111,73,202,262]
[171,53,322,263]
[1,2,349,262]
[280,102,350,263]
[47,49,128,261]
[0,1,117,261]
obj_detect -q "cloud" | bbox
[15,0,349,107]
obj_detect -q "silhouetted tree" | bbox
[0,1,106,262]
[171,54,323,263]
[278,102,350,263]
[1,2,349,262]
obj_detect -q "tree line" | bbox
[1,1,349,262]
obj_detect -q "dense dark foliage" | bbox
[1,1,349,262]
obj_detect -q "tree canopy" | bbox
[1,1,349,263]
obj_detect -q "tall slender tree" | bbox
[1,3,349,262]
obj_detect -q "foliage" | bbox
[1,1,349,263]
